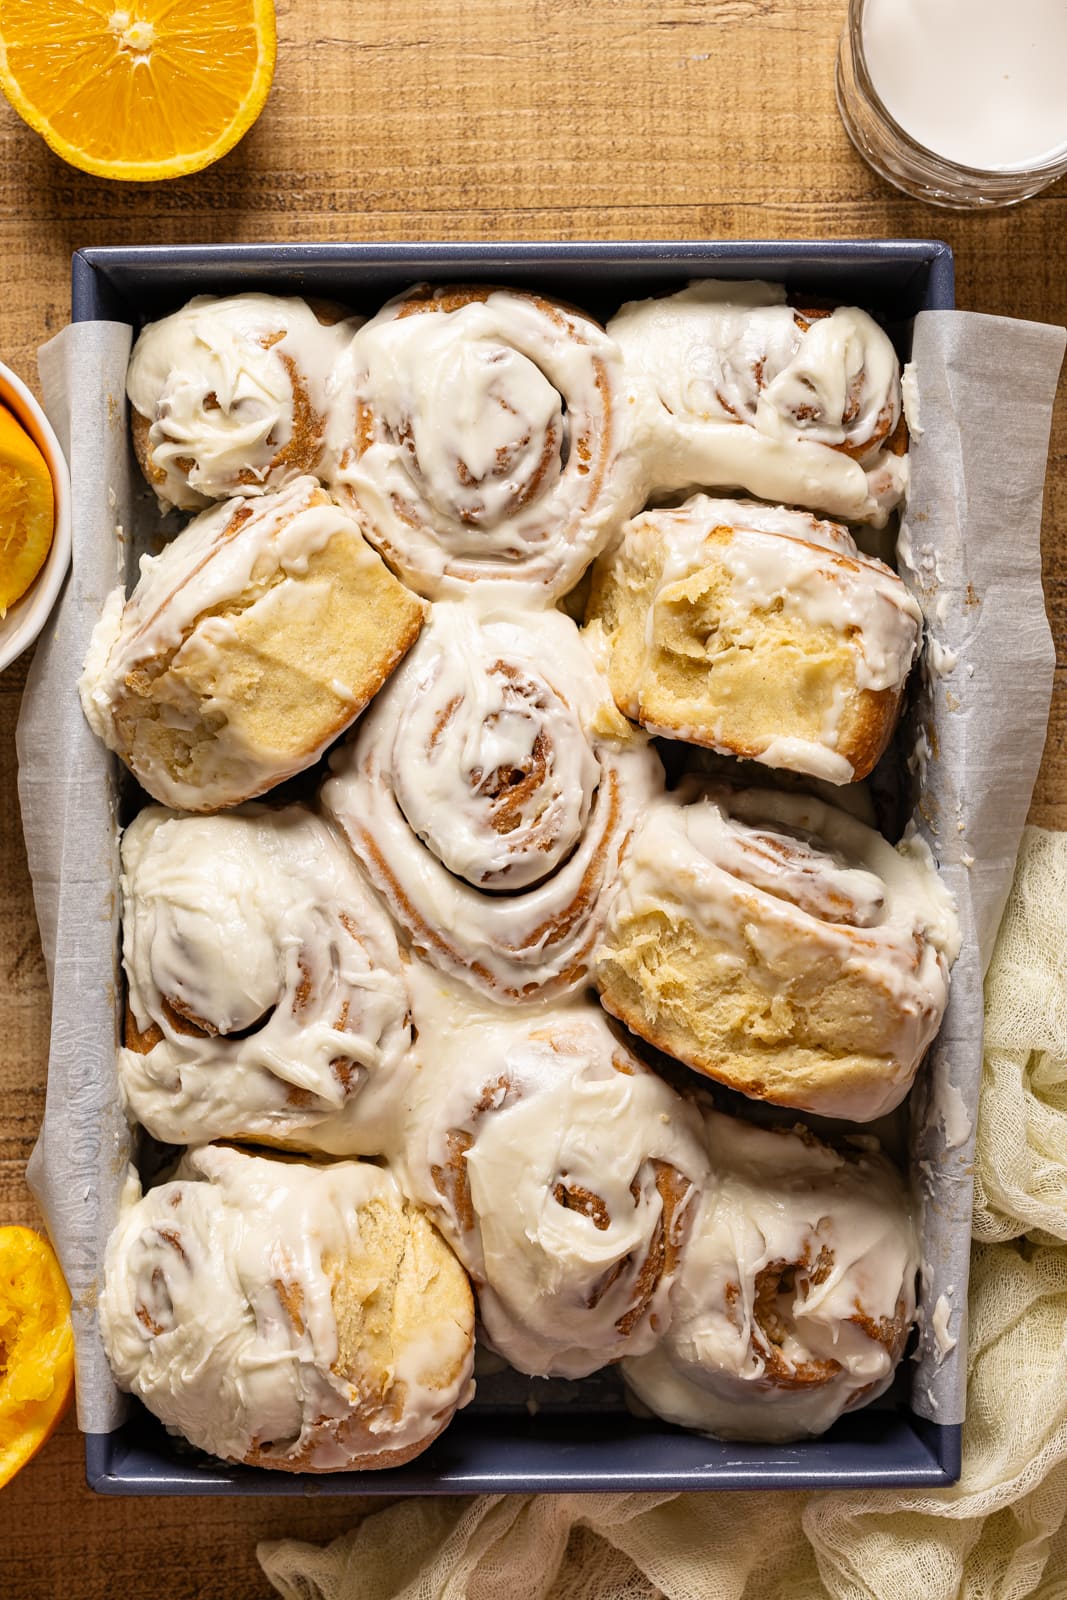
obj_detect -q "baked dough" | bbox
[595,786,959,1121]
[80,476,426,810]
[586,495,921,783]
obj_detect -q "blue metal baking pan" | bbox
[73,239,959,1494]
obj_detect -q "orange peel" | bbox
[0,0,277,182]
[0,1226,75,1490]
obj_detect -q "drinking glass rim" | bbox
[844,0,1067,182]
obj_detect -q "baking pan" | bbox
[70,239,961,1493]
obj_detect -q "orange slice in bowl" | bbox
[0,404,55,619]
[0,1227,75,1489]
[0,0,276,182]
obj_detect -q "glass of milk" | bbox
[836,0,1067,207]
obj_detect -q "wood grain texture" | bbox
[0,1,1063,1593]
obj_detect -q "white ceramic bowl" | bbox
[0,359,72,673]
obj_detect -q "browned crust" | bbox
[241,1406,455,1474]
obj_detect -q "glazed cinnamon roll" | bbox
[394,979,709,1378]
[327,284,637,600]
[99,1145,476,1471]
[622,1111,919,1442]
[79,476,426,811]
[596,787,960,1121]
[128,293,361,510]
[322,601,663,1003]
[118,805,412,1156]
[609,280,907,525]
[586,495,922,783]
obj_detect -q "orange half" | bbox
[0,0,277,181]
[0,1227,75,1489]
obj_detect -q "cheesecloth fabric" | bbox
[259,827,1067,1600]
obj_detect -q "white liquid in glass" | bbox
[862,0,1067,172]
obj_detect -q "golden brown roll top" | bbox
[128,293,361,510]
[586,495,922,783]
[595,786,960,1121]
[326,284,639,600]
[622,1111,919,1442]
[322,599,664,1003]
[79,475,427,811]
[393,977,709,1378]
[608,280,907,525]
[118,804,413,1155]
[99,1145,476,1472]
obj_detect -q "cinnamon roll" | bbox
[322,600,663,1003]
[128,293,360,510]
[609,280,907,525]
[327,284,636,600]
[99,1145,476,1471]
[622,1111,919,1442]
[586,495,922,783]
[595,787,960,1121]
[79,476,426,811]
[394,978,709,1378]
[118,805,412,1156]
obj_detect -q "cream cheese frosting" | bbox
[608,280,907,525]
[322,597,664,1002]
[621,1110,919,1441]
[327,284,641,600]
[391,968,709,1379]
[99,1145,476,1471]
[118,805,412,1154]
[128,293,361,510]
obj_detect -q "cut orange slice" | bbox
[0,0,276,182]
[0,1227,75,1489]
[0,404,55,619]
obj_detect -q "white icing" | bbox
[931,1292,957,1361]
[392,971,709,1378]
[99,1146,475,1469]
[609,281,906,526]
[901,362,923,438]
[80,584,127,741]
[118,805,412,1154]
[933,1079,972,1152]
[328,286,641,601]
[128,294,361,510]
[621,1111,919,1441]
[926,635,959,677]
[78,476,384,811]
[322,600,663,1003]
[602,787,960,1120]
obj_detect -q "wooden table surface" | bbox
[1,2,1064,1595]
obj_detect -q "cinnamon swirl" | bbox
[322,600,663,1003]
[79,476,426,811]
[586,495,922,783]
[118,805,412,1155]
[622,1111,919,1442]
[99,1145,476,1471]
[595,787,960,1121]
[327,284,636,600]
[609,280,907,525]
[394,977,709,1379]
[128,293,360,510]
